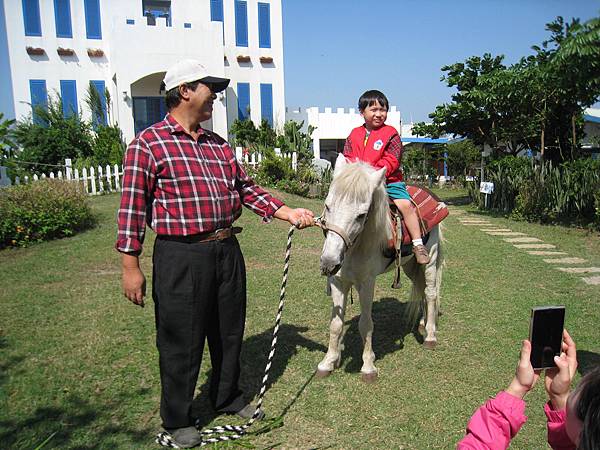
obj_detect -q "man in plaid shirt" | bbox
[116,60,314,448]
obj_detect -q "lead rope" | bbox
[156,225,297,448]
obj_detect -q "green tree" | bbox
[229,118,258,147]
[413,15,600,164]
[0,113,16,162]
[13,96,94,172]
[445,139,481,177]
[256,119,277,147]
[276,120,315,163]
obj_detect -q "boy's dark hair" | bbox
[576,366,600,450]
[358,90,389,112]
[164,80,202,111]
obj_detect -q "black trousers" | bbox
[152,236,247,429]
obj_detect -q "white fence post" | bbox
[97,166,104,194]
[0,166,10,186]
[49,171,55,179]
[90,167,97,195]
[114,164,121,191]
[33,174,39,181]
[292,152,298,172]
[15,176,20,185]
[274,147,281,157]
[235,147,243,161]
[65,158,73,180]
[105,165,112,193]
[82,167,88,193]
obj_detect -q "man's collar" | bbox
[165,113,205,136]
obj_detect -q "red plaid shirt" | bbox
[116,114,284,253]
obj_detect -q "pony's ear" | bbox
[334,153,347,174]
[370,166,387,185]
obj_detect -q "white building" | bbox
[286,106,450,170]
[0,0,285,142]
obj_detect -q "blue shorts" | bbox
[386,182,411,201]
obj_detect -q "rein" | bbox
[156,225,298,448]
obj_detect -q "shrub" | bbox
[257,151,293,183]
[275,178,310,197]
[0,180,97,248]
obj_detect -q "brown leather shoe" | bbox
[413,244,431,265]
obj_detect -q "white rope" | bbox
[156,225,297,448]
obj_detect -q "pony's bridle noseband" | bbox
[315,208,368,250]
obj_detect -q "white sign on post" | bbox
[479,181,494,208]
[479,182,494,194]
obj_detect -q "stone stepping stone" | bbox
[460,220,489,223]
[582,276,600,285]
[481,228,512,232]
[557,267,600,274]
[527,251,567,256]
[463,223,492,226]
[486,232,526,236]
[504,237,542,243]
[514,243,556,249]
[543,257,587,264]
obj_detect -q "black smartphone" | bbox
[529,306,566,370]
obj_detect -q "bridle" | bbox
[315,208,367,250]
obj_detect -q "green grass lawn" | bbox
[1,188,599,449]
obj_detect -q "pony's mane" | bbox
[331,160,392,252]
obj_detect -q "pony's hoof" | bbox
[418,324,425,334]
[361,372,378,383]
[316,368,332,378]
[423,340,437,350]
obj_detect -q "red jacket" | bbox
[344,124,403,183]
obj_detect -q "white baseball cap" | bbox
[162,59,230,92]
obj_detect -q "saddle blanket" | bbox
[391,185,449,247]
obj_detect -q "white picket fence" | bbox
[0,149,297,196]
[235,147,298,171]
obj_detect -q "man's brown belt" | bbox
[158,227,243,244]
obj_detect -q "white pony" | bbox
[317,154,444,382]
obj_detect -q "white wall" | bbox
[286,106,402,159]
[223,0,285,134]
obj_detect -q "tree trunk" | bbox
[540,127,545,161]
[571,113,577,158]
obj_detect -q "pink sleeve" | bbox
[544,402,575,450]
[457,391,527,450]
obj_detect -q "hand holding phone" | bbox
[529,306,566,370]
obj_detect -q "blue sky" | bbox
[282,0,600,123]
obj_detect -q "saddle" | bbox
[387,185,449,288]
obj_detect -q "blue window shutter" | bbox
[60,80,77,118]
[84,0,102,39]
[29,79,47,124]
[237,83,250,120]
[258,3,270,49]
[22,0,42,36]
[210,0,223,22]
[260,84,273,126]
[54,0,72,38]
[234,1,247,47]
[90,80,106,126]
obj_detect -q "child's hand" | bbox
[545,329,577,411]
[505,340,540,399]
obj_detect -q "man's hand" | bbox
[506,339,540,399]
[122,253,146,307]
[275,206,315,229]
[545,329,577,411]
